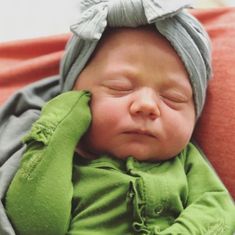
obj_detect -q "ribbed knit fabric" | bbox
[60,0,212,119]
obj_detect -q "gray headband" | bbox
[60,0,212,119]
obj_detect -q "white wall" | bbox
[0,0,80,42]
[0,0,234,42]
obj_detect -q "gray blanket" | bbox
[0,77,60,235]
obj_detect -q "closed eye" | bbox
[102,79,133,93]
[107,85,132,91]
[161,93,189,109]
[162,95,188,103]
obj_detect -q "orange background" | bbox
[0,8,235,199]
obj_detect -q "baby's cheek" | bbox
[92,96,122,116]
[163,112,193,146]
[180,125,195,150]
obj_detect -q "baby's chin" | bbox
[76,143,176,162]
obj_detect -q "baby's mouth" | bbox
[124,129,156,138]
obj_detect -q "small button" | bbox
[154,207,163,216]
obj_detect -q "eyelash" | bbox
[104,82,133,93]
[161,95,188,109]
[162,95,186,102]
[110,86,132,91]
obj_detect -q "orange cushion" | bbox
[0,34,68,105]
[0,8,234,199]
[193,8,235,199]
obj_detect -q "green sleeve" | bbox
[5,91,91,235]
[158,143,235,235]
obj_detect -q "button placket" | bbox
[142,172,169,219]
[129,179,150,234]
[126,158,151,234]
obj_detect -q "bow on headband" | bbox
[70,0,192,40]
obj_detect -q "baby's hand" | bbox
[24,90,92,146]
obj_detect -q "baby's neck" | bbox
[75,143,100,160]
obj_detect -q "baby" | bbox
[4,0,235,235]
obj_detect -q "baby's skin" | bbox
[75,26,195,161]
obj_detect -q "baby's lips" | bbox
[124,129,156,138]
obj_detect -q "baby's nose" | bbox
[130,89,160,120]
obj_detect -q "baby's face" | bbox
[74,26,195,161]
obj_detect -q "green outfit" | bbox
[5,91,235,235]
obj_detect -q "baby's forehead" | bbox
[87,25,187,76]
[93,25,172,56]
[80,25,191,92]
